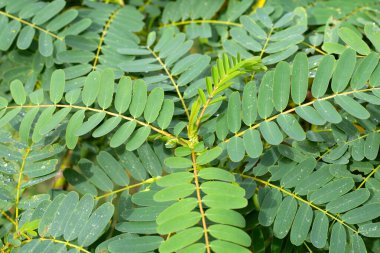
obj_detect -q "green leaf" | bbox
[227,92,241,133]
[311,55,335,98]
[210,240,251,253]
[242,81,257,126]
[164,157,193,169]
[92,117,122,138]
[259,121,283,145]
[129,80,147,118]
[351,52,379,89]
[40,108,71,135]
[201,181,245,198]
[365,23,380,52]
[258,189,282,226]
[295,105,326,125]
[310,212,328,248]
[78,202,114,247]
[257,71,274,119]
[341,203,380,224]
[157,172,193,187]
[202,194,247,209]
[209,224,251,247]
[109,236,163,253]
[154,184,195,202]
[157,198,197,225]
[125,126,151,151]
[273,61,290,112]
[196,147,222,165]
[115,76,132,114]
[157,99,174,129]
[110,121,137,148]
[290,203,313,246]
[326,189,370,213]
[75,112,106,136]
[334,95,370,119]
[329,223,347,253]
[273,196,297,239]
[32,0,66,25]
[64,194,94,241]
[198,167,235,182]
[359,222,380,237]
[291,52,308,104]
[97,151,129,186]
[66,110,85,149]
[97,69,114,109]
[227,136,245,162]
[309,178,354,205]
[137,142,162,177]
[144,87,164,123]
[364,132,380,160]
[351,233,366,253]
[243,129,263,158]
[10,80,26,105]
[338,27,370,55]
[82,71,101,107]
[78,159,113,192]
[20,108,39,144]
[331,48,356,93]
[17,26,35,50]
[276,114,305,141]
[157,212,201,234]
[206,208,245,228]
[38,32,53,57]
[313,100,342,124]
[38,194,66,237]
[159,227,203,253]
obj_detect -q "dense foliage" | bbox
[1,0,380,252]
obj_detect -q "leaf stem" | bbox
[191,150,211,253]
[160,20,242,28]
[357,164,380,190]
[22,238,90,253]
[146,47,190,119]
[0,10,63,41]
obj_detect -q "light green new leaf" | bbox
[227,92,241,133]
[331,48,356,93]
[334,95,370,119]
[210,239,251,253]
[78,202,114,247]
[291,52,308,104]
[97,69,114,109]
[198,167,235,182]
[311,55,335,98]
[273,61,290,112]
[10,80,26,105]
[209,224,251,247]
[338,27,370,55]
[259,121,283,145]
[157,212,201,234]
[329,222,346,253]
[129,80,147,118]
[50,69,65,104]
[157,172,193,187]
[201,181,245,198]
[144,87,164,123]
[157,198,198,225]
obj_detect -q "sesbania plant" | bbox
[1,0,380,252]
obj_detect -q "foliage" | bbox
[1,0,380,252]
